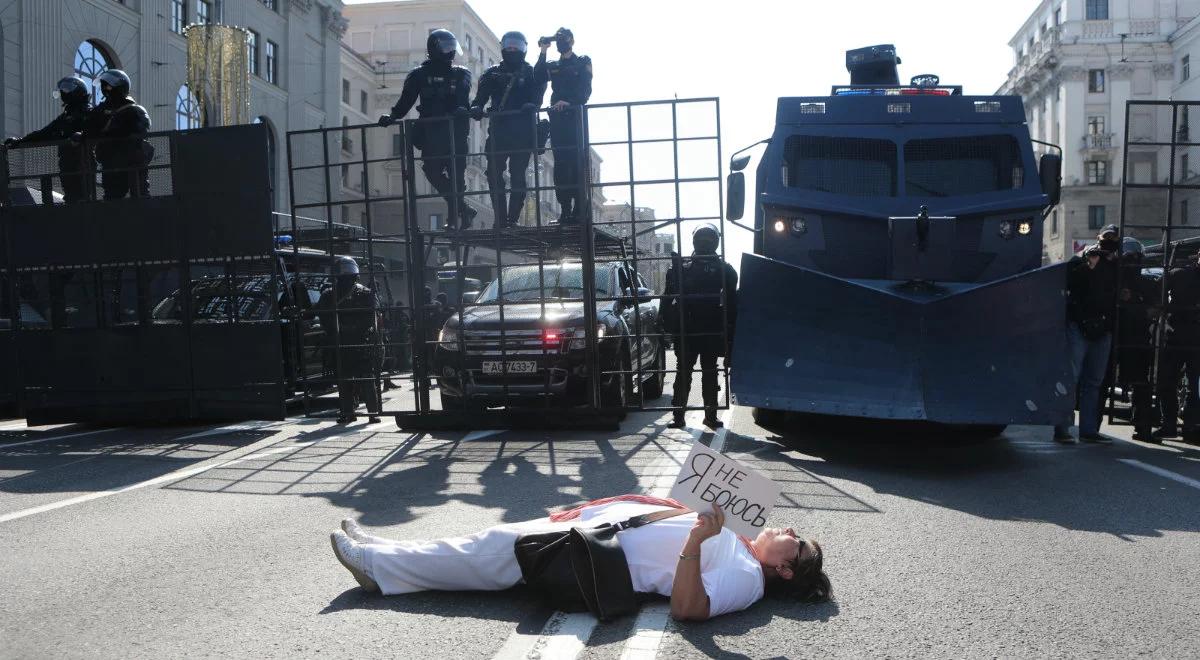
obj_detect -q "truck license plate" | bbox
[482,361,537,375]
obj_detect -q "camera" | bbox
[538,36,554,47]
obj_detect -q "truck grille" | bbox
[462,328,563,357]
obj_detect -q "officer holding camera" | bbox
[534,28,592,224]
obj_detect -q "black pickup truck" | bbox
[433,260,666,409]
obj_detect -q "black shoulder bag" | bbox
[515,508,690,621]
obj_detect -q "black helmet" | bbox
[692,223,720,254]
[501,31,528,53]
[54,76,89,107]
[332,256,360,276]
[97,69,131,100]
[1121,237,1145,261]
[426,29,461,63]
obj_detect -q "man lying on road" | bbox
[330,494,831,620]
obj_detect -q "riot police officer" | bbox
[85,70,152,200]
[534,28,592,224]
[3,76,92,203]
[317,257,382,424]
[1155,251,1200,444]
[381,29,476,229]
[662,225,738,429]
[471,31,545,227]
[1114,238,1159,441]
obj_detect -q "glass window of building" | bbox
[176,85,202,130]
[1088,69,1105,93]
[247,30,259,76]
[1087,161,1108,185]
[265,41,278,84]
[74,41,114,105]
[171,0,187,33]
[196,0,212,25]
[1088,205,1106,229]
[1086,0,1108,20]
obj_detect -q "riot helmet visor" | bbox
[428,30,462,60]
[501,32,528,54]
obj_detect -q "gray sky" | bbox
[344,0,1039,263]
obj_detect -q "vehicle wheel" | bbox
[602,352,631,417]
[752,406,786,428]
[642,343,667,400]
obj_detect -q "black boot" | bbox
[703,408,722,428]
[668,411,686,428]
[1133,426,1159,443]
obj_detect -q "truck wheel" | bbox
[643,343,667,400]
[752,406,786,428]
[602,353,631,416]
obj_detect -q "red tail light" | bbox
[543,329,561,347]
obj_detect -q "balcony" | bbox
[1082,132,1115,151]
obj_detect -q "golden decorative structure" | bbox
[184,24,251,128]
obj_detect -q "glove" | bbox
[453,106,470,118]
[469,106,484,121]
[378,114,395,127]
[3,137,19,148]
[68,132,83,144]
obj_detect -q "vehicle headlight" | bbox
[569,325,605,351]
[438,325,459,350]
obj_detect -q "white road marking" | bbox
[0,427,126,450]
[1119,458,1200,491]
[0,432,352,524]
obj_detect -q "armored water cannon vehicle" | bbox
[726,44,1073,433]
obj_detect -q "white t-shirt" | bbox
[572,501,765,617]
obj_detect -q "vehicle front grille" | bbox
[462,328,564,357]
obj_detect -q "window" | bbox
[171,0,187,33]
[1183,153,1190,180]
[360,90,368,114]
[247,30,259,76]
[1183,199,1190,225]
[175,84,202,130]
[1086,0,1108,20]
[1051,210,1059,235]
[783,135,897,197]
[196,0,212,25]
[464,34,473,53]
[265,40,278,84]
[1088,69,1105,92]
[261,0,277,10]
[904,135,1025,197]
[1088,116,1106,135]
[342,79,350,104]
[1088,205,1106,230]
[74,40,114,105]
[430,214,442,230]
[1086,161,1108,185]
[1054,7,1062,26]
[1184,55,1191,82]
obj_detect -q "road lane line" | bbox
[0,432,352,524]
[0,427,126,450]
[1119,458,1200,490]
[617,407,732,660]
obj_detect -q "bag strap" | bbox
[498,71,519,110]
[609,507,691,532]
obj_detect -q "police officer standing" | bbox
[85,70,152,200]
[471,31,545,228]
[663,225,738,429]
[534,28,592,224]
[3,76,92,203]
[1114,238,1159,442]
[381,29,476,229]
[1155,250,1200,444]
[317,257,382,424]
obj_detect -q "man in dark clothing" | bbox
[663,225,738,429]
[317,257,382,424]
[381,29,476,229]
[1113,238,1159,442]
[4,76,92,203]
[1055,225,1120,444]
[471,31,545,227]
[534,28,592,224]
[85,70,152,200]
[1155,251,1200,444]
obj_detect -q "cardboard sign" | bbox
[668,442,781,539]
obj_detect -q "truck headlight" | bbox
[438,325,459,350]
[569,325,605,351]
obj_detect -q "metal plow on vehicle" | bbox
[731,253,1075,426]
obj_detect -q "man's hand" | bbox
[378,114,395,127]
[552,100,571,112]
[688,503,725,543]
[539,42,551,54]
[3,137,19,148]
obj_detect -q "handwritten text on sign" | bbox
[668,442,781,539]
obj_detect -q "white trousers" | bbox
[362,516,577,595]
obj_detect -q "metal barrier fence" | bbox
[285,98,729,427]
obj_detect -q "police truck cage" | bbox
[1104,100,1200,437]
[285,98,730,430]
[725,44,1072,433]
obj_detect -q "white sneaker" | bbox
[330,530,379,592]
[341,518,389,545]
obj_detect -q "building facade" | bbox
[1,0,349,212]
[999,0,1200,262]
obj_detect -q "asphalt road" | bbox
[2,399,1199,659]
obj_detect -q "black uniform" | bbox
[14,104,91,203]
[534,51,592,222]
[86,96,152,200]
[663,253,738,418]
[471,61,545,226]
[391,62,473,226]
[1158,264,1200,437]
[317,282,382,420]
[1115,262,1159,434]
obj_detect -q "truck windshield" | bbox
[784,135,897,197]
[477,266,608,302]
[903,135,1024,197]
